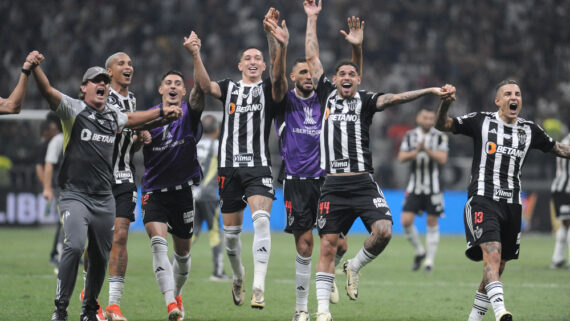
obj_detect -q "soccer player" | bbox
[267,5,361,320]
[140,33,205,321]
[303,2,454,321]
[0,51,39,115]
[191,10,289,309]
[550,131,570,269]
[435,79,570,321]
[193,114,231,282]
[29,55,182,321]
[398,108,448,272]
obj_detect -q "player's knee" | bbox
[374,220,392,240]
[252,210,270,237]
[224,225,241,247]
[113,229,129,247]
[297,240,313,257]
[337,238,348,255]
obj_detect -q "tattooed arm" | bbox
[264,8,280,76]
[304,0,323,89]
[550,142,570,159]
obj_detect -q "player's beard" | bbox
[295,82,313,97]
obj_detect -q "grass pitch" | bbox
[0,228,568,320]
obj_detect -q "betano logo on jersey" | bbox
[485,141,525,157]
[80,129,115,144]
[229,103,263,114]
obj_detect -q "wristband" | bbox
[160,105,164,117]
[21,68,31,76]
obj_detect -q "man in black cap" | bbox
[30,55,183,321]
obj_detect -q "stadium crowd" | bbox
[1,0,568,188]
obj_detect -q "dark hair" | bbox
[161,70,185,83]
[238,48,264,62]
[202,114,218,134]
[46,112,62,132]
[417,107,435,115]
[334,60,360,75]
[495,79,520,91]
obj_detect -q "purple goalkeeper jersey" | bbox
[275,89,325,178]
[142,101,203,192]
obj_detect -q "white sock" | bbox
[485,281,506,319]
[552,225,567,263]
[467,291,490,321]
[348,247,377,273]
[334,252,344,268]
[224,225,244,280]
[172,252,191,297]
[108,276,125,306]
[425,225,440,267]
[404,225,425,256]
[315,272,334,314]
[295,254,311,312]
[151,236,175,305]
[252,210,271,292]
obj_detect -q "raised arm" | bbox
[435,84,457,132]
[377,84,456,112]
[340,17,364,75]
[0,52,41,115]
[550,142,570,159]
[184,31,221,99]
[304,0,323,87]
[32,62,63,111]
[125,105,182,129]
[263,13,289,102]
[264,8,280,75]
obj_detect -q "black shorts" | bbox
[218,167,275,213]
[283,177,324,233]
[463,196,521,262]
[141,187,194,239]
[112,183,137,222]
[552,192,570,221]
[317,174,393,235]
[402,193,444,216]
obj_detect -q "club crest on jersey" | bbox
[234,153,253,163]
[107,95,118,106]
[251,86,262,98]
[517,129,527,146]
[330,158,349,169]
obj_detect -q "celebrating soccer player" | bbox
[303,1,455,320]
[190,8,288,309]
[435,79,570,321]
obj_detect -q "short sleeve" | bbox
[45,134,63,164]
[400,132,411,152]
[56,94,84,120]
[530,122,556,152]
[437,134,449,152]
[217,79,231,103]
[452,112,479,137]
[316,75,336,107]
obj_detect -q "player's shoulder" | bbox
[455,111,482,124]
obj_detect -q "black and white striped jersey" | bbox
[452,111,555,204]
[400,127,448,194]
[316,75,382,174]
[217,78,276,168]
[107,88,137,184]
[551,134,570,193]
